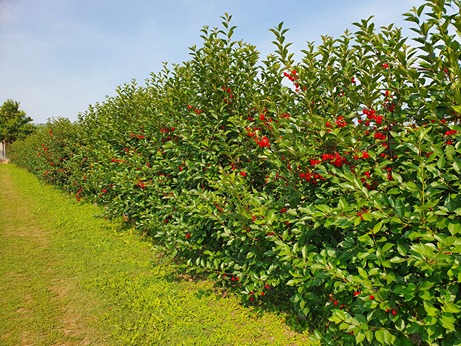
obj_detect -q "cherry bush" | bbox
[10,1,461,344]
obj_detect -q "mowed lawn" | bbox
[0,164,313,345]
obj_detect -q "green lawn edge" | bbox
[0,164,314,345]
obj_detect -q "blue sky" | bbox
[0,0,421,123]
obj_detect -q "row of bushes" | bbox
[10,1,461,344]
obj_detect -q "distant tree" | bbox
[0,99,35,144]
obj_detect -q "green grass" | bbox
[0,164,314,345]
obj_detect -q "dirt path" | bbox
[0,167,100,346]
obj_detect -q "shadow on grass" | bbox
[154,249,314,334]
[109,218,318,336]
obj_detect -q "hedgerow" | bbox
[10,1,461,344]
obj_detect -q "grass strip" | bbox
[0,165,313,345]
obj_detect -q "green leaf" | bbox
[338,198,348,209]
[446,145,455,160]
[452,105,461,113]
[301,245,308,259]
[424,301,439,316]
[448,222,461,236]
[384,271,397,284]
[381,242,394,253]
[411,243,436,258]
[443,302,461,314]
[397,242,408,256]
[355,332,366,344]
[372,221,383,234]
[395,317,406,331]
[361,212,373,221]
[329,309,347,323]
[437,155,446,169]
[391,171,403,183]
[394,198,405,218]
[390,256,406,263]
[266,210,276,224]
[394,283,417,301]
[358,267,368,279]
[314,204,331,214]
[375,329,396,344]
[440,313,456,331]
[365,330,373,343]
[453,159,461,174]
[405,142,420,155]
[286,279,297,286]
[287,208,297,216]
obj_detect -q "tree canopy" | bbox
[0,99,35,144]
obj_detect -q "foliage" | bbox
[0,99,35,145]
[9,0,461,344]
